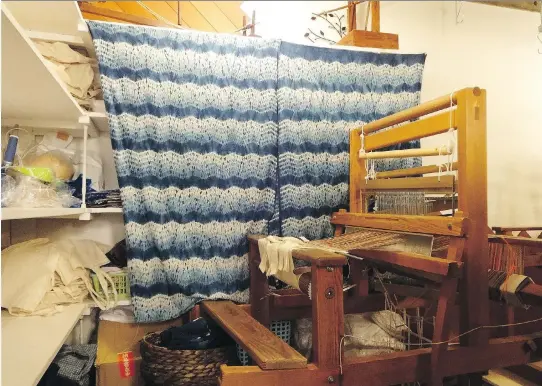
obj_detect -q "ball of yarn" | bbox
[28,151,74,180]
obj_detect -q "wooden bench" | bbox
[201,300,307,370]
[483,362,542,386]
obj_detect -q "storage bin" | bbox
[91,269,130,301]
[140,332,235,386]
[237,320,291,365]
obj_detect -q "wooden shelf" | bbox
[1,5,85,123]
[1,207,123,221]
[25,30,85,47]
[4,1,86,36]
[88,111,110,133]
[2,2,108,136]
[86,207,123,214]
[1,304,87,386]
[1,208,85,221]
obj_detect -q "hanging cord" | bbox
[360,127,371,184]
[447,92,457,174]
[360,125,377,182]
[437,92,457,182]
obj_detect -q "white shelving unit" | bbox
[1,4,126,386]
[1,1,118,221]
[1,207,123,221]
[1,304,87,386]
[2,1,109,132]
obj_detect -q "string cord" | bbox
[447,92,457,175]
[360,127,372,184]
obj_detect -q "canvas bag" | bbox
[1,238,117,316]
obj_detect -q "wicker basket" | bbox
[140,332,236,386]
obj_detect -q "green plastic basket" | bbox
[91,269,131,301]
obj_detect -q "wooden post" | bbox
[430,238,465,385]
[250,11,256,36]
[347,1,357,32]
[249,237,270,327]
[350,130,365,213]
[456,88,489,347]
[189,304,201,321]
[349,259,369,297]
[177,0,181,26]
[334,209,347,237]
[242,15,247,36]
[311,263,344,369]
[371,1,380,32]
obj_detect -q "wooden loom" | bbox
[200,88,542,386]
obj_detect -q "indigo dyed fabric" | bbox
[90,21,426,322]
[89,22,280,322]
[277,42,426,239]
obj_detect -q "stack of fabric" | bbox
[159,318,233,351]
[85,190,121,208]
[68,175,121,208]
[38,344,97,386]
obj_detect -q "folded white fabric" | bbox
[2,238,117,316]
[33,41,100,107]
[293,313,406,360]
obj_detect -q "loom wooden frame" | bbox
[199,88,542,386]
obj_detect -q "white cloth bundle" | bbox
[293,312,406,360]
[257,236,310,289]
[34,41,101,107]
[257,236,309,276]
[1,238,117,316]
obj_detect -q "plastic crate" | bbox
[91,269,131,301]
[236,320,291,366]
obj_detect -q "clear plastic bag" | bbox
[26,150,75,181]
[1,174,17,207]
[4,174,81,208]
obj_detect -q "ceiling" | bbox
[79,1,245,33]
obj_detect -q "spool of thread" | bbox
[2,135,19,172]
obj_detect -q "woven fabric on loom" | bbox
[432,236,525,274]
[489,242,525,274]
[307,230,407,253]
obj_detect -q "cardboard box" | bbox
[96,318,183,386]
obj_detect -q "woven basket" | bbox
[141,332,235,386]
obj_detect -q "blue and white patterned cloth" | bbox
[89,21,425,322]
[277,43,425,239]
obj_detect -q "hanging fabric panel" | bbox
[89,22,280,322]
[277,42,426,240]
[90,21,426,322]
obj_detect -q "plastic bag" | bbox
[4,174,81,208]
[36,132,104,191]
[27,150,75,181]
[1,174,17,207]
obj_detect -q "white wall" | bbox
[247,1,542,226]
